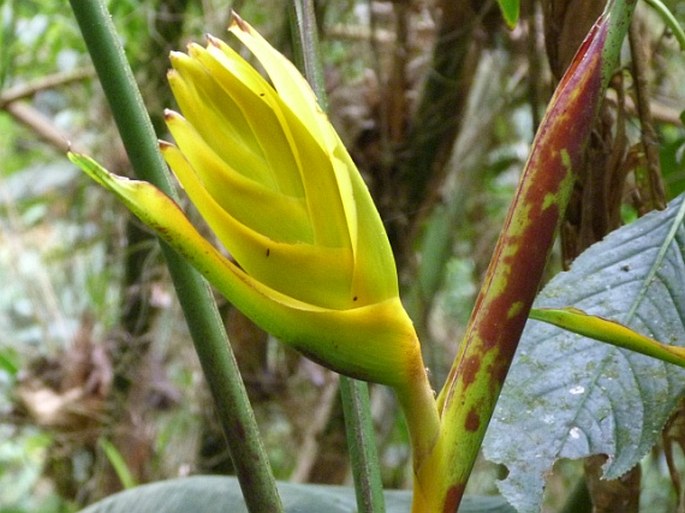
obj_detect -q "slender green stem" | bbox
[339,379,387,513]
[289,1,386,512]
[290,0,327,111]
[530,307,685,369]
[68,2,283,512]
[644,0,685,51]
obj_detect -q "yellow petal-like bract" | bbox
[164,15,400,313]
[72,14,426,390]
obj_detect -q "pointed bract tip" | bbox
[229,11,249,33]
[163,109,180,121]
[168,51,192,69]
[159,140,174,151]
[186,42,205,57]
[206,34,221,47]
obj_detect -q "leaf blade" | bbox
[76,475,517,513]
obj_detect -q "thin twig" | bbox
[605,90,684,127]
[289,373,340,483]
[4,102,75,153]
[387,0,409,144]
[1,68,94,153]
[525,2,545,132]
[0,67,94,107]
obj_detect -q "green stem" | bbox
[289,1,386,512]
[530,307,685,369]
[339,379,387,513]
[644,0,685,51]
[290,0,327,111]
[68,2,283,512]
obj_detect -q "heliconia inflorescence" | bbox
[70,12,440,485]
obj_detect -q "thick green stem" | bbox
[68,2,283,512]
[289,2,386,512]
[425,1,637,512]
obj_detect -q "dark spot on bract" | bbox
[265,248,270,257]
[353,296,358,302]
[465,408,480,432]
[461,356,481,388]
[443,484,465,513]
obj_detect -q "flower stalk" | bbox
[67,2,283,512]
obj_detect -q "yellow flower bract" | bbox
[162,14,398,311]
[70,14,425,390]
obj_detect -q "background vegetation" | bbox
[1,0,684,511]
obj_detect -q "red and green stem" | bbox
[410,1,637,511]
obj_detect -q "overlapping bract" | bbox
[162,16,397,311]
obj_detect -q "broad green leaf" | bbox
[497,0,519,28]
[483,193,685,513]
[76,475,516,513]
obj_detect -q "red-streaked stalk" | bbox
[410,2,637,511]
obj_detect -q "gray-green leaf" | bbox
[483,193,685,513]
[77,475,515,513]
